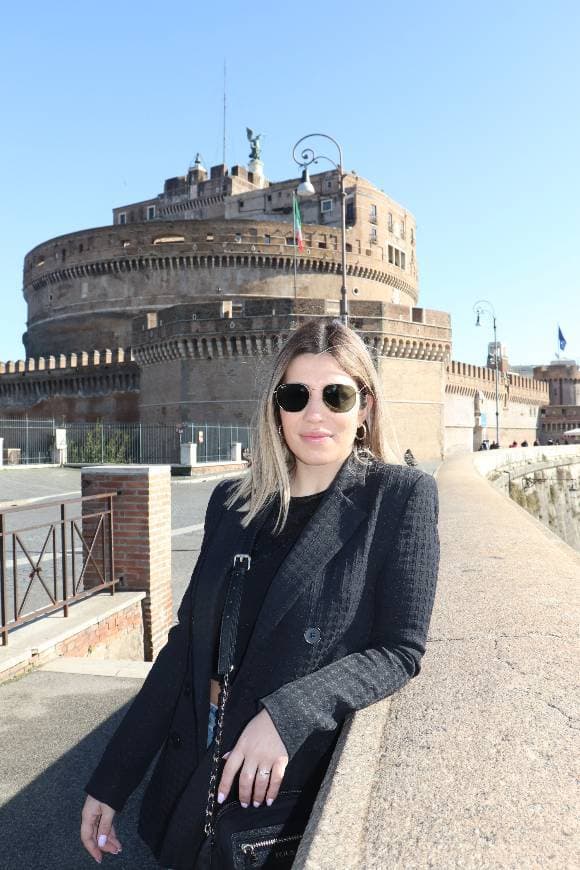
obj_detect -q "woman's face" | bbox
[277,352,372,473]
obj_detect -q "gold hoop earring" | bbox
[278,425,283,437]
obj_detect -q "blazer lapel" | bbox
[238,455,369,669]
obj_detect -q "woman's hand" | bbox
[217,708,289,808]
[80,794,123,864]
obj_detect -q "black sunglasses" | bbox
[274,382,364,413]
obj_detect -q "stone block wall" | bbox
[445,360,549,453]
[0,348,139,420]
[23,218,419,356]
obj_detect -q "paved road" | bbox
[0,668,158,869]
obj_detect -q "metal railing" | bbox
[0,492,119,645]
[0,418,56,464]
[177,423,251,463]
[0,419,252,466]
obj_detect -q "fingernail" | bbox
[97,834,108,848]
[217,792,225,804]
[241,802,249,808]
[253,800,260,808]
[266,798,273,806]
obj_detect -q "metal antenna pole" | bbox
[222,60,227,166]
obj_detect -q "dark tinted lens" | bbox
[276,383,309,412]
[323,384,357,412]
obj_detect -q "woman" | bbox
[81,319,440,868]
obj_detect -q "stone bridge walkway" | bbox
[0,454,577,869]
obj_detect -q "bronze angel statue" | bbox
[246,128,263,161]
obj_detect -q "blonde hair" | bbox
[226,319,393,531]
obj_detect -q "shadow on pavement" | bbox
[0,697,160,870]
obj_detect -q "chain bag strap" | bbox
[203,505,265,848]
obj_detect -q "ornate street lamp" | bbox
[292,133,348,325]
[473,299,500,446]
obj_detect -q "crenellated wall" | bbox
[0,348,140,421]
[131,299,452,462]
[445,360,548,453]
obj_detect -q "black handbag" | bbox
[196,525,311,869]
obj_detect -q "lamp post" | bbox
[292,133,348,325]
[473,299,500,446]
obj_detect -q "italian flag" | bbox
[293,195,304,252]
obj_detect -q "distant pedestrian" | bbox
[404,448,419,466]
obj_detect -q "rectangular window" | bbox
[119,212,127,225]
[388,245,394,264]
[388,212,393,232]
[235,233,242,243]
[399,219,405,239]
[370,226,377,243]
[395,249,400,266]
[401,251,406,269]
[321,199,333,214]
[264,234,271,244]
[370,204,377,223]
[410,227,415,245]
[286,236,296,246]
[147,205,156,220]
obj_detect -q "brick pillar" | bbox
[81,466,172,661]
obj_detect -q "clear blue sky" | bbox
[1,0,578,366]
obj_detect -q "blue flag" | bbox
[558,326,567,351]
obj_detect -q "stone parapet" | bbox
[0,349,140,420]
[0,591,146,685]
[133,301,452,366]
[446,359,549,405]
[295,454,579,868]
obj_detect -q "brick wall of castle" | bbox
[131,298,452,460]
[23,217,418,356]
[445,360,549,452]
[0,349,140,421]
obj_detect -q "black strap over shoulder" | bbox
[217,553,252,676]
[204,509,269,841]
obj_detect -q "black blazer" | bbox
[86,454,440,869]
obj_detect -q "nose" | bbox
[304,390,325,419]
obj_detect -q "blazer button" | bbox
[169,731,181,748]
[304,627,321,645]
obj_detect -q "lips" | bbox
[301,432,332,441]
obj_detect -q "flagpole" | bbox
[292,191,298,301]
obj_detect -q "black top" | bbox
[211,489,327,679]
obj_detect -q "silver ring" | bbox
[258,768,271,777]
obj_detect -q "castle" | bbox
[1,144,549,459]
